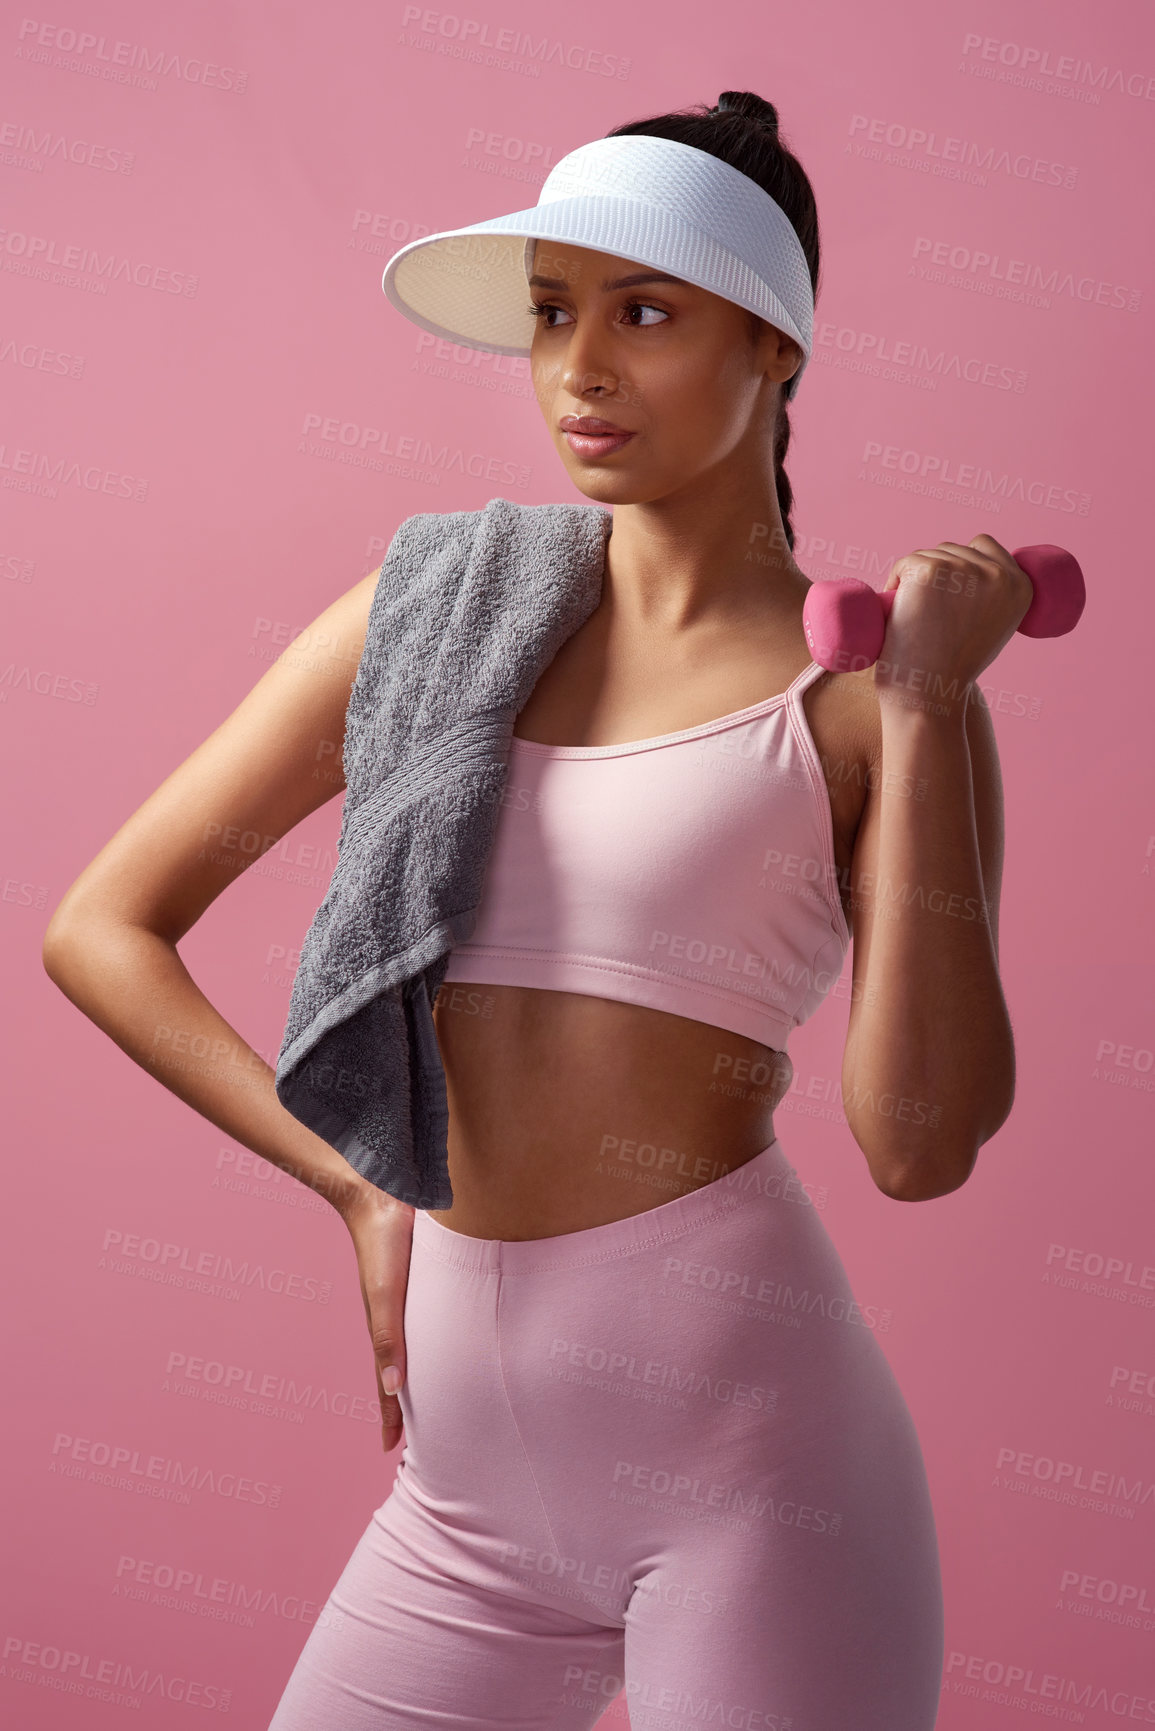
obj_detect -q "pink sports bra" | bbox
[441,659,852,1054]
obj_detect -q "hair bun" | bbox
[714,90,780,134]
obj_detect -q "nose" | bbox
[558,320,620,401]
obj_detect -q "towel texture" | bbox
[273,496,612,1207]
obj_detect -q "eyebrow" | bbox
[527,270,686,293]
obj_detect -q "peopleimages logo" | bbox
[547,1337,776,1412]
[910,236,1140,311]
[397,6,632,81]
[848,113,1078,189]
[2,1634,232,1714]
[609,1460,843,1535]
[1058,1566,1155,1618]
[15,17,250,92]
[860,439,1091,516]
[944,1649,1155,1722]
[813,319,1027,393]
[995,1446,1155,1516]
[959,33,1155,104]
[49,1431,283,1508]
[163,1349,379,1423]
[1045,1242,1155,1291]
[114,1553,323,1626]
[99,1228,333,1305]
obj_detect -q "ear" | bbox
[760,321,803,385]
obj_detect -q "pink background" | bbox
[4,0,1154,1724]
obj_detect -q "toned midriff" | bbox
[428,986,796,1239]
[425,669,870,1242]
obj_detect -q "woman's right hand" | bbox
[341,1183,415,1454]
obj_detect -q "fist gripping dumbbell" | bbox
[802,545,1086,673]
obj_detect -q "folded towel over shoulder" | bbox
[273,496,612,1208]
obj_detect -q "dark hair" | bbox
[604,92,820,553]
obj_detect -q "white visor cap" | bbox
[380,133,814,394]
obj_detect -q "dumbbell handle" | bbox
[802,544,1086,674]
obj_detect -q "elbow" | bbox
[42,902,95,988]
[874,1150,978,1202]
[871,1111,1012,1201]
[42,916,74,985]
[856,1073,1016,1203]
[849,1109,982,1201]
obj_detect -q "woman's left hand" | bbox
[874,534,1036,717]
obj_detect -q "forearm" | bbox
[43,917,371,1219]
[844,695,1015,1198]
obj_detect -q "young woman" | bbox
[45,93,1025,1729]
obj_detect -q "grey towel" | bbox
[274,496,612,1208]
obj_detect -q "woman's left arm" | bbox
[841,535,1030,1202]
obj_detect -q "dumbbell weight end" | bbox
[802,544,1085,673]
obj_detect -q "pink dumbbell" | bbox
[802,544,1086,673]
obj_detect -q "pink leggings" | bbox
[268,1137,944,1729]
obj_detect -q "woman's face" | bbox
[527,241,803,507]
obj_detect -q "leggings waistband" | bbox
[412,1137,796,1276]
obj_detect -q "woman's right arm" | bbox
[41,561,414,1451]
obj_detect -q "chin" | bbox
[567,479,628,506]
[557,463,670,509]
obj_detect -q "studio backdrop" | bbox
[3,0,1153,1725]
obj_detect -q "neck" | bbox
[601,478,808,632]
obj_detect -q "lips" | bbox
[559,416,632,435]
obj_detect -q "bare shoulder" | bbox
[45,563,383,948]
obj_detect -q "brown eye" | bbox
[623,300,668,326]
[526,301,573,328]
